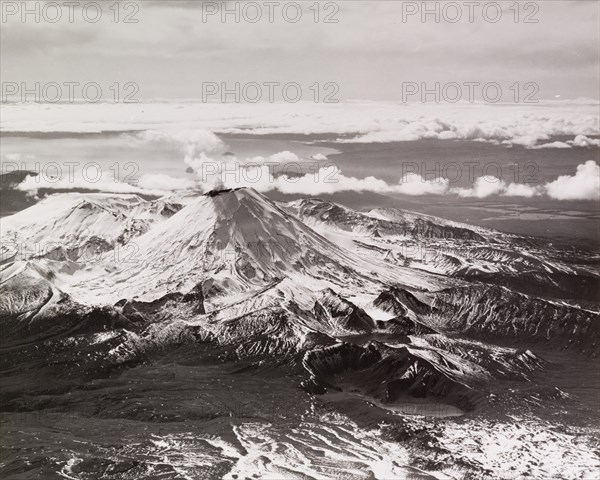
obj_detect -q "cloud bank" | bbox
[11,124,600,201]
[14,156,599,202]
[3,102,599,150]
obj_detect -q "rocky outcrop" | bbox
[373,286,433,317]
[431,285,600,354]
[315,288,376,334]
[302,342,484,411]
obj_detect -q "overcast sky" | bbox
[1,0,598,101]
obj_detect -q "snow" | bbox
[46,188,444,304]
[438,416,599,480]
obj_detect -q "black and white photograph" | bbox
[1,1,599,478]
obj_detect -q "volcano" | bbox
[1,187,599,479]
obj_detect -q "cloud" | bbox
[21,122,588,201]
[152,131,599,201]
[14,170,191,197]
[340,118,452,143]
[212,163,597,201]
[135,129,227,188]
[453,176,542,198]
[472,138,501,145]
[453,176,508,198]
[544,160,600,200]
[529,141,572,150]
[11,148,583,202]
[336,107,600,148]
[183,148,331,191]
[270,168,394,196]
[137,129,224,158]
[3,103,598,151]
[568,135,600,147]
[530,134,600,149]
[202,162,565,199]
[198,162,450,196]
[19,122,589,201]
[395,173,449,195]
[504,183,541,198]
[268,151,301,164]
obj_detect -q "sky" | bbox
[1,0,599,102]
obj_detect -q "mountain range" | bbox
[1,187,599,479]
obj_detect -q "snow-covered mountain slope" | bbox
[0,193,182,263]
[63,188,446,304]
[286,198,489,241]
[283,198,600,302]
